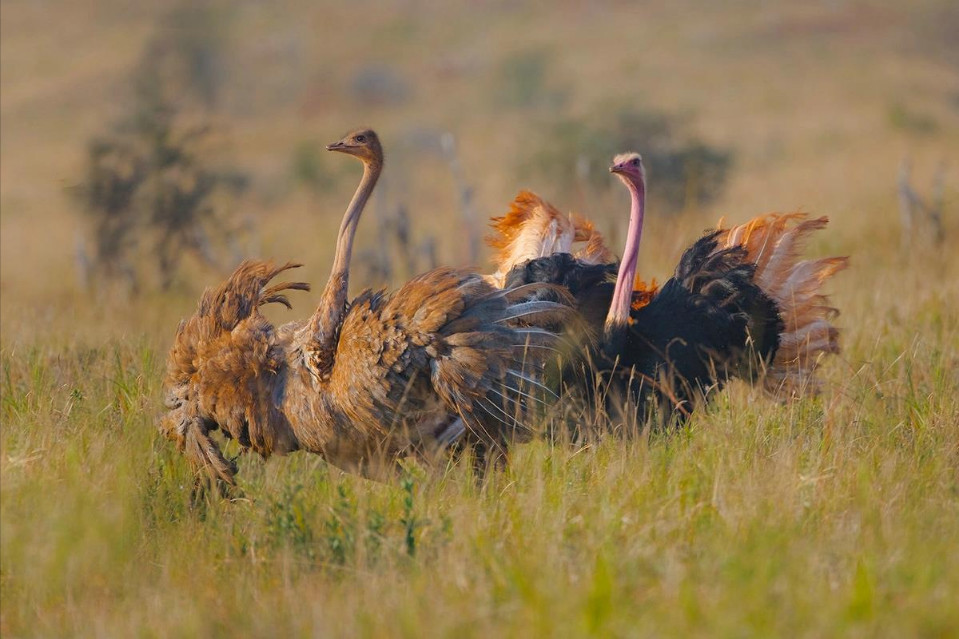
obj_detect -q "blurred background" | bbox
[1,0,956,344]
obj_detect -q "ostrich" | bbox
[500,152,848,422]
[161,129,571,485]
[484,190,614,287]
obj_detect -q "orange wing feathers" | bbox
[630,277,659,312]
[570,212,615,266]
[487,191,613,286]
[716,213,848,394]
[487,198,845,395]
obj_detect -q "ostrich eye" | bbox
[355,135,366,143]
[631,158,640,166]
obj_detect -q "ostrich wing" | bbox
[606,232,783,414]
[486,191,614,286]
[310,267,570,457]
[162,260,310,484]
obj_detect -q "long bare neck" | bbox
[605,175,645,334]
[310,160,381,353]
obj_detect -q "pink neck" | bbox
[605,175,645,331]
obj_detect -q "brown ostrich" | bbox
[161,129,571,485]
[497,152,848,421]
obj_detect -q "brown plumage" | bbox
[161,130,571,484]
[162,261,308,484]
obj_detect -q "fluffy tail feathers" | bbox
[162,260,309,486]
[717,213,848,395]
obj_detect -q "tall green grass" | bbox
[2,287,957,637]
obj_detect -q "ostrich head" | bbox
[326,129,383,167]
[609,152,645,187]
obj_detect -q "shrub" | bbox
[76,2,247,293]
[526,106,733,213]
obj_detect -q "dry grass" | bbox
[2,1,958,636]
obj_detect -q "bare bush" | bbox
[76,1,248,293]
[898,159,946,248]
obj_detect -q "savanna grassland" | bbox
[2,1,958,637]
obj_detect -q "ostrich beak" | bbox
[609,163,623,174]
[326,141,346,152]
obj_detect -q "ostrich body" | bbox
[499,152,848,420]
[161,130,570,483]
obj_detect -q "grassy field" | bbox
[2,1,958,636]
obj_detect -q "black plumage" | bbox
[503,253,617,333]
[504,230,784,424]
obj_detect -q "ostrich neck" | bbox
[605,177,645,334]
[310,161,381,353]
